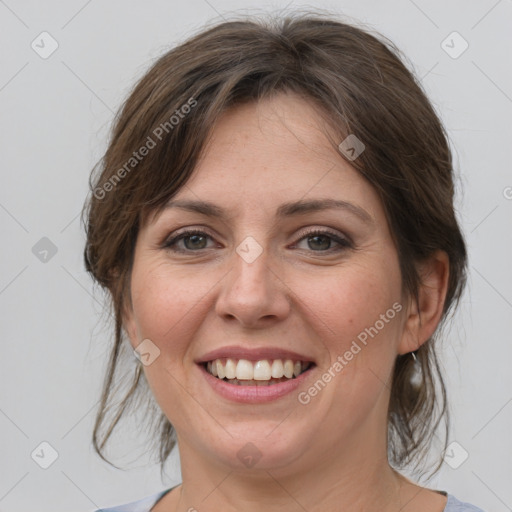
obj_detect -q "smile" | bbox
[205,358,313,386]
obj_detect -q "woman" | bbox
[84,13,484,512]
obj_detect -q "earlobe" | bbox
[398,250,450,355]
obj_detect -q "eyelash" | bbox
[162,228,352,254]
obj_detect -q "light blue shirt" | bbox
[93,487,486,511]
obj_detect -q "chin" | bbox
[201,420,314,471]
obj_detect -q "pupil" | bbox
[186,235,206,249]
[309,235,330,251]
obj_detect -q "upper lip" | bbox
[195,346,316,364]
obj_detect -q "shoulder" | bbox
[91,488,173,512]
[444,494,486,512]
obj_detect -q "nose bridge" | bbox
[228,240,273,302]
[215,237,289,326]
[233,241,269,291]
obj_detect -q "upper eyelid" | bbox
[164,226,351,249]
[166,224,347,240]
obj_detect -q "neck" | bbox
[173,426,407,512]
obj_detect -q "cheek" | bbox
[129,263,216,420]
[305,260,403,351]
[295,263,404,435]
[299,259,404,421]
[130,262,212,347]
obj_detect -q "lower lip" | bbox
[198,364,315,404]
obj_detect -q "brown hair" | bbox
[83,12,467,475]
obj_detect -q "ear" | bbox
[398,250,450,355]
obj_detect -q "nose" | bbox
[215,246,291,329]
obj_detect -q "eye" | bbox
[293,228,352,253]
[162,227,352,254]
[163,229,216,252]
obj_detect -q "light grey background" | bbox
[1,0,511,511]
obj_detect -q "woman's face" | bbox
[124,93,417,473]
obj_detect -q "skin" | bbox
[124,92,450,512]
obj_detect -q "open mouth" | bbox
[203,358,314,386]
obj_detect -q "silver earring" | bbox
[410,351,422,387]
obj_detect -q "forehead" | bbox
[198,93,338,176]
[167,93,385,224]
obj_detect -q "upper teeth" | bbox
[206,358,309,380]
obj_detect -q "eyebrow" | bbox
[163,198,374,224]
